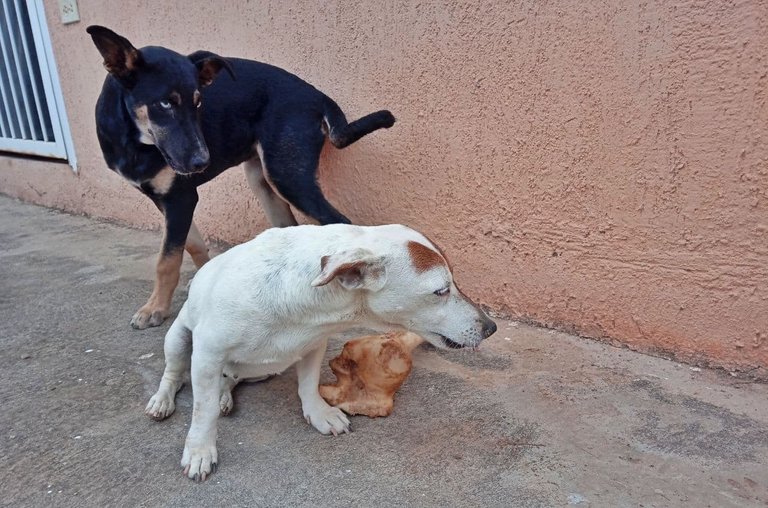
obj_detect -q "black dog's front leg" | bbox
[131,190,198,329]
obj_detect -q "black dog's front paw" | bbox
[130,304,169,329]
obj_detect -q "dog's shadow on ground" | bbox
[175,337,538,471]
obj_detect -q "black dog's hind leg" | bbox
[185,221,210,268]
[243,156,298,227]
[260,125,351,225]
[131,190,198,329]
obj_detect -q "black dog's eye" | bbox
[434,287,450,297]
[158,100,172,110]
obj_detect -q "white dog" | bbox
[145,223,497,481]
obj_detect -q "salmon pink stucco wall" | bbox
[1,1,767,374]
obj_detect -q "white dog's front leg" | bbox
[296,339,351,436]
[181,351,224,482]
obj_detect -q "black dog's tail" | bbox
[323,96,395,149]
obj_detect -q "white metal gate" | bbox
[0,0,75,167]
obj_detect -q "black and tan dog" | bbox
[87,26,395,329]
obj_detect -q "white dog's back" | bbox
[178,224,427,345]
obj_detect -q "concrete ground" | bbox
[1,194,767,508]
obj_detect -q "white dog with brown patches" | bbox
[145,224,497,481]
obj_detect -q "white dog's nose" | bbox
[481,317,497,339]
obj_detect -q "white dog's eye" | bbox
[434,287,450,297]
[159,100,172,110]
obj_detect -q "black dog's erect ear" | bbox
[188,51,236,87]
[86,25,142,85]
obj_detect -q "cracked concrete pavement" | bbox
[1,195,767,507]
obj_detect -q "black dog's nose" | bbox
[190,154,209,172]
[481,317,497,339]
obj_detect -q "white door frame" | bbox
[0,0,77,170]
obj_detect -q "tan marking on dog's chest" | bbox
[407,241,447,273]
[150,166,176,195]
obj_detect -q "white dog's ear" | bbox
[311,249,387,291]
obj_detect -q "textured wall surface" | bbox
[1,1,766,372]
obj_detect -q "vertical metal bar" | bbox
[0,75,16,137]
[3,0,37,139]
[0,0,27,138]
[0,102,8,137]
[0,4,17,137]
[13,0,46,141]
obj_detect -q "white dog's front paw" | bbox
[145,390,176,421]
[181,443,218,482]
[304,403,351,436]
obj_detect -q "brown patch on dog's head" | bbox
[408,240,447,273]
[420,233,454,271]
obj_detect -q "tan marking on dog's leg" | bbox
[130,248,183,329]
[185,221,209,268]
[243,155,297,227]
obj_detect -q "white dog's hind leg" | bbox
[219,373,238,416]
[181,347,224,482]
[145,317,191,420]
[296,339,351,436]
[219,365,277,416]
